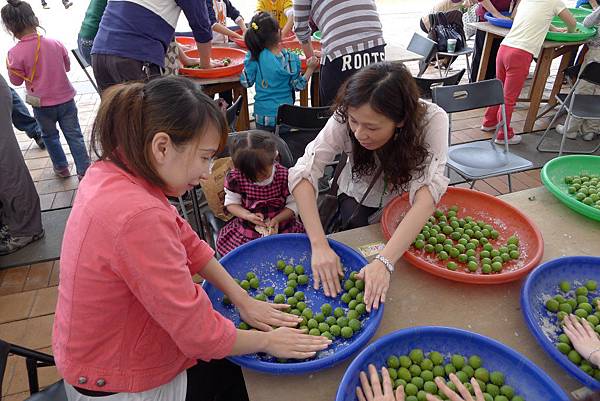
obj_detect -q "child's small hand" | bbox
[266,218,279,234]
[307,56,320,70]
[245,212,266,226]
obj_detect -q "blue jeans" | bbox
[10,87,42,139]
[77,34,93,65]
[33,99,90,176]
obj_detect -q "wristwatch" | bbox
[374,254,395,274]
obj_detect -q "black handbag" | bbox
[317,154,383,234]
[428,11,466,52]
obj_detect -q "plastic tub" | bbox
[546,22,597,42]
[521,256,600,390]
[541,155,600,222]
[336,326,569,401]
[178,47,246,79]
[484,11,513,28]
[203,233,384,374]
[381,187,544,284]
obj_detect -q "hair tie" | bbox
[251,22,259,31]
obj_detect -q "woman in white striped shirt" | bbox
[293,0,386,106]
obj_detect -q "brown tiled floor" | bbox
[0,13,565,401]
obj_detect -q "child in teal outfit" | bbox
[240,12,319,131]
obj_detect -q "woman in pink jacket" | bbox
[52,76,330,401]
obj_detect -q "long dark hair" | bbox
[91,76,228,189]
[245,12,280,61]
[1,0,39,37]
[230,130,277,182]
[333,62,430,192]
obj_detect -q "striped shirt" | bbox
[293,0,385,63]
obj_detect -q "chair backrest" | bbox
[578,61,600,86]
[414,69,465,99]
[219,130,294,168]
[71,48,90,68]
[432,79,504,113]
[275,104,333,164]
[275,104,332,130]
[226,95,243,132]
[407,32,437,59]
[70,49,99,95]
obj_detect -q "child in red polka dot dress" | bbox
[216,131,304,256]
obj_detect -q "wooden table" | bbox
[243,186,600,401]
[387,45,423,63]
[468,22,588,133]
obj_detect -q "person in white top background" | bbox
[481,0,576,145]
[289,62,449,312]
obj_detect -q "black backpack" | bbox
[427,10,466,52]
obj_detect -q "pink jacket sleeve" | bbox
[114,208,236,361]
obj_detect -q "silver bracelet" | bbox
[374,254,395,274]
[588,348,600,364]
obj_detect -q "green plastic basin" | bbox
[541,155,600,222]
[312,30,322,41]
[546,21,597,42]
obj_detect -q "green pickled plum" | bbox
[490,371,504,386]
[341,326,353,339]
[560,281,571,292]
[410,349,425,364]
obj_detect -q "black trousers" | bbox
[338,193,378,230]
[319,44,386,107]
[0,75,42,237]
[186,359,249,401]
[91,54,163,93]
[470,29,502,83]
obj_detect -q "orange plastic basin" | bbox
[381,187,544,284]
[178,47,246,79]
[280,41,322,69]
[232,31,296,49]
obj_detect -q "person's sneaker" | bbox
[582,131,596,141]
[62,0,73,8]
[42,2,49,8]
[53,166,71,178]
[555,124,578,140]
[494,135,522,145]
[0,224,9,241]
[0,230,45,256]
[481,125,497,132]
[33,136,46,149]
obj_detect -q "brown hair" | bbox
[229,130,277,182]
[332,62,430,193]
[91,76,228,189]
[1,0,39,37]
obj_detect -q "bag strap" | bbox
[328,153,348,196]
[343,165,384,230]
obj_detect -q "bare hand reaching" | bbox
[563,313,600,365]
[356,365,405,401]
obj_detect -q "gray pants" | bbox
[0,75,42,236]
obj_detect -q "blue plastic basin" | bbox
[336,326,569,401]
[203,233,384,374]
[521,256,600,390]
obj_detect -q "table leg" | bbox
[311,72,320,107]
[476,32,496,82]
[524,48,554,133]
[537,46,575,119]
[233,85,249,131]
[300,87,308,106]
